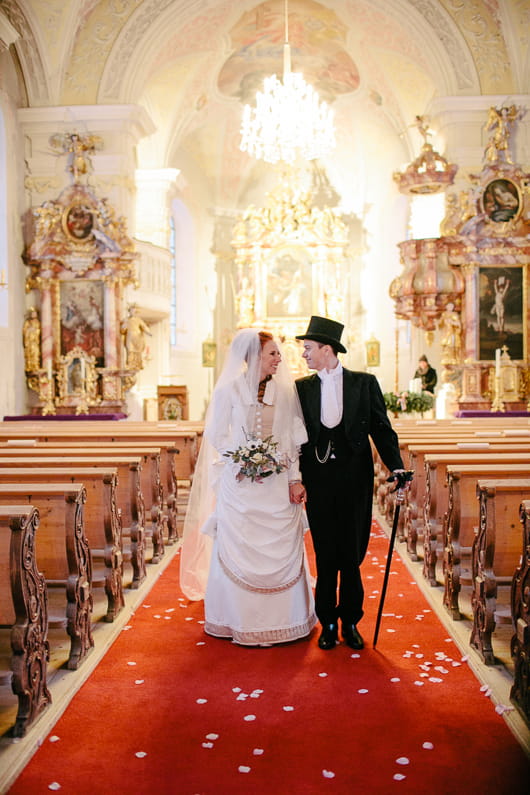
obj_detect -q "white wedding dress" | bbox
[203,402,316,646]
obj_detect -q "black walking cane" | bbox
[373,470,414,649]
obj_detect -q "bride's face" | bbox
[260,340,281,380]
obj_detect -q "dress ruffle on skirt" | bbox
[203,466,316,646]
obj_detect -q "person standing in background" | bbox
[414,354,437,394]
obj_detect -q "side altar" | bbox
[391,106,530,413]
[22,132,144,415]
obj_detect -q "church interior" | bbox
[0,0,530,789]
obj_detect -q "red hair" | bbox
[258,331,273,348]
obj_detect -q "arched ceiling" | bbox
[4,0,529,210]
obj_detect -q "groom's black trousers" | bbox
[302,432,370,627]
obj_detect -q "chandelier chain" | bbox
[240,0,336,165]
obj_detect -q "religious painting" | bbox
[60,280,104,365]
[67,356,85,394]
[62,203,94,240]
[157,386,189,420]
[481,179,520,223]
[365,338,380,367]
[202,340,217,367]
[478,266,524,361]
[266,246,312,318]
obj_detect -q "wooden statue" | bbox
[22,307,41,372]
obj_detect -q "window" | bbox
[169,215,177,346]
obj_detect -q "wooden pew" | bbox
[0,447,166,565]
[0,424,198,482]
[0,483,92,670]
[0,506,51,737]
[376,436,530,532]
[443,463,530,620]
[471,478,530,665]
[399,442,528,559]
[511,500,530,723]
[0,441,179,546]
[0,454,147,586]
[0,467,124,622]
[422,451,530,585]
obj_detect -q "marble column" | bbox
[104,280,117,368]
[39,278,53,368]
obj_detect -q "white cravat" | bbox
[319,363,343,428]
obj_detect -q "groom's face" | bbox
[301,340,327,371]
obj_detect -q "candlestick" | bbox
[495,348,501,379]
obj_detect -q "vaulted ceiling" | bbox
[4,0,529,210]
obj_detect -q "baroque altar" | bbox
[391,107,530,412]
[231,170,350,374]
[22,132,143,415]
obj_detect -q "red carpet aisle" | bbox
[9,522,530,795]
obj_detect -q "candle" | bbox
[47,360,52,381]
[495,348,501,378]
[80,358,86,384]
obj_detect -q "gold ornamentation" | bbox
[22,307,41,372]
[49,132,103,184]
[231,169,349,337]
[56,346,100,413]
[393,116,457,195]
[483,106,522,166]
[438,303,462,365]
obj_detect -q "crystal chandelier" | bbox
[240,0,335,164]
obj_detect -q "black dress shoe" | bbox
[342,624,364,650]
[318,623,338,650]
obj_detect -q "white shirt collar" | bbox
[318,361,343,381]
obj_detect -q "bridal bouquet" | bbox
[224,432,288,483]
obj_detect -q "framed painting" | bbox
[157,386,189,420]
[59,279,105,366]
[478,266,525,361]
[266,246,312,318]
[365,338,380,367]
[62,203,94,240]
[480,178,521,224]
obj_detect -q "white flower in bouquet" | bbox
[224,431,288,482]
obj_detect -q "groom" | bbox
[295,316,405,650]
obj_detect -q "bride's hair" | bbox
[258,330,273,348]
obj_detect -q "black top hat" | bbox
[296,316,347,353]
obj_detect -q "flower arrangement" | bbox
[224,432,288,482]
[383,391,434,414]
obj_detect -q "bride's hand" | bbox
[289,481,306,504]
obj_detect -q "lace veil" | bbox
[179,328,307,599]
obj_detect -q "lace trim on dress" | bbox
[204,615,317,646]
[217,550,305,594]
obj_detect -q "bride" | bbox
[180,328,316,646]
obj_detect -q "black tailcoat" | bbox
[296,368,404,624]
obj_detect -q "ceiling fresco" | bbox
[3,0,528,210]
[218,0,360,104]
